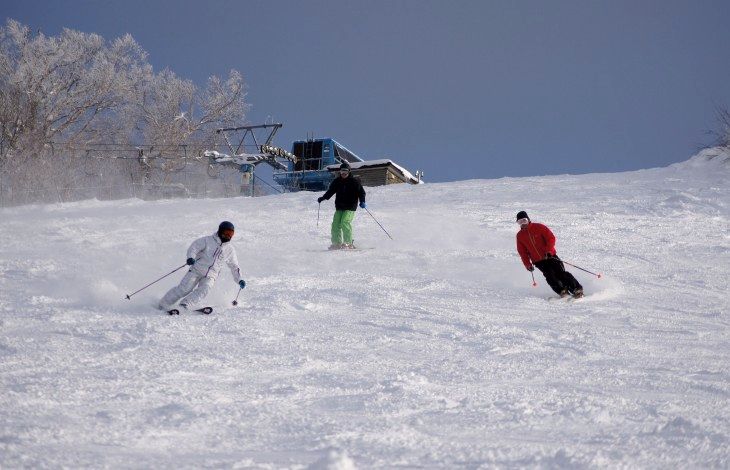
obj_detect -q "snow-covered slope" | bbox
[1,150,728,468]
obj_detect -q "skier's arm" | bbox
[358,181,366,204]
[542,225,556,254]
[186,236,206,260]
[516,239,532,270]
[227,249,242,283]
[321,179,338,200]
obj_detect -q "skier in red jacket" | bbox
[515,211,583,298]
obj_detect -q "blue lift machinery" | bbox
[203,123,422,194]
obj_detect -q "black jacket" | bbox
[322,174,366,211]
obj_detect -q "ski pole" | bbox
[232,287,242,306]
[562,260,602,278]
[317,202,321,227]
[124,263,188,299]
[530,271,537,287]
[364,207,393,240]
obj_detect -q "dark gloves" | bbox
[186,258,195,265]
[359,202,367,209]
[317,197,324,203]
[239,280,246,288]
[527,265,534,272]
[544,253,553,260]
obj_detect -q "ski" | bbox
[547,295,585,302]
[166,307,212,315]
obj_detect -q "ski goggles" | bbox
[339,169,350,174]
[516,218,529,226]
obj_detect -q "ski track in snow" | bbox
[0,152,729,468]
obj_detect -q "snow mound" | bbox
[670,146,730,170]
[308,450,357,470]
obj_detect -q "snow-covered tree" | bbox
[134,69,246,156]
[0,20,150,201]
[0,20,148,154]
[0,19,248,205]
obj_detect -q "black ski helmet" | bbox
[219,221,235,232]
[218,221,235,242]
[516,211,529,221]
[339,161,351,171]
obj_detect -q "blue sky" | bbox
[4,0,730,182]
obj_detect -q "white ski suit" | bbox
[159,233,242,310]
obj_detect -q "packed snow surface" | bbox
[1,150,728,468]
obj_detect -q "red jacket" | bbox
[516,222,557,269]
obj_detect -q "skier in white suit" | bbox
[159,221,246,311]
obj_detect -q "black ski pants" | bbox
[534,256,582,295]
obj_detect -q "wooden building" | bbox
[326,159,421,187]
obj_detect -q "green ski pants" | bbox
[331,210,356,245]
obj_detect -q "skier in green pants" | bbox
[317,162,367,250]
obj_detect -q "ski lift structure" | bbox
[204,123,422,195]
[202,123,295,196]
